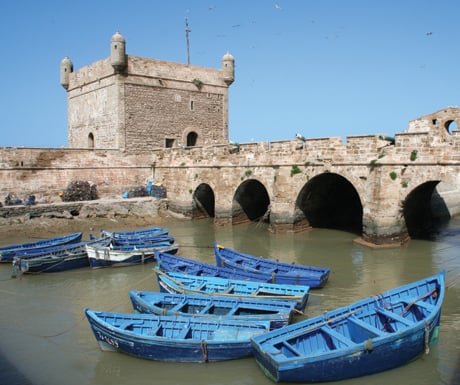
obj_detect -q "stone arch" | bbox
[295,172,363,234]
[232,179,270,225]
[192,183,215,218]
[402,180,450,239]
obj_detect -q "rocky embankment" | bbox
[0,197,169,228]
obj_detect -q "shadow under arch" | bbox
[403,180,451,239]
[232,179,270,225]
[295,173,363,234]
[192,183,215,218]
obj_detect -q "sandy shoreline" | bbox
[0,215,169,247]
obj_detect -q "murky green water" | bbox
[0,217,459,385]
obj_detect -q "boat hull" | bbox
[254,320,441,382]
[156,270,309,311]
[129,291,295,329]
[14,237,112,274]
[100,227,168,238]
[214,243,330,288]
[156,251,274,282]
[85,309,270,362]
[112,234,175,246]
[87,243,178,268]
[251,271,445,382]
[20,254,90,273]
[0,232,83,262]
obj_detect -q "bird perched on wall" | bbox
[295,133,306,141]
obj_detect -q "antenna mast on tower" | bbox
[185,17,191,65]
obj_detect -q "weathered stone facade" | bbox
[0,147,153,201]
[61,32,234,152]
[407,107,459,135]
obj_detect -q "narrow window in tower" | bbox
[190,100,194,111]
[88,133,94,148]
[187,132,198,146]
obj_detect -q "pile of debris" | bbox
[122,186,148,199]
[2,193,36,207]
[61,181,98,202]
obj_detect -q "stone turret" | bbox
[222,52,235,85]
[111,31,127,73]
[60,56,73,89]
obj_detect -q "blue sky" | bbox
[1,0,459,148]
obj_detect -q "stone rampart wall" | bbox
[0,148,153,202]
[2,125,460,245]
[151,132,458,169]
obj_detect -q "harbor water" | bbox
[0,216,459,385]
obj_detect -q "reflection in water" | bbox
[0,216,459,385]
[92,353,266,385]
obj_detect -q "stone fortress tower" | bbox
[60,32,234,152]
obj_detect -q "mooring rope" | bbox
[201,340,208,362]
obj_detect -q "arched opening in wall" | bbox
[445,120,458,134]
[187,132,198,147]
[232,179,270,225]
[88,133,94,148]
[403,180,450,239]
[192,183,215,218]
[296,173,363,234]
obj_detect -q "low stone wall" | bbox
[0,147,153,202]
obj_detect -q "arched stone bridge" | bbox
[152,108,460,247]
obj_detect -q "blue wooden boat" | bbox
[251,271,445,383]
[100,226,168,238]
[87,242,179,268]
[0,232,83,262]
[156,251,274,282]
[112,234,175,246]
[129,291,297,329]
[85,309,270,362]
[12,236,112,275]
[155,270,309,311]
[214,242,330,288]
